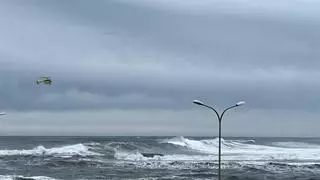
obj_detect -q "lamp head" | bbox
[236,101,246,106]
[193,100,205,106]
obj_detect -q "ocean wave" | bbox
[42,158,104,168]
[115,151,164,161]
[108,137,320,163]
[161,136,256,154]
[0,144,101,157]
[271,142,320,148]
[0,175,58,180]
[83,142,101,146]
[150,137,320,162]
[114,150,320,173]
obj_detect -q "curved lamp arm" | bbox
[220,105,237,120]
[203,104,220,120]
[193,100,220,120]
[220,101,246,120]
[193,100,245,121]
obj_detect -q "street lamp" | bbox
[193,100,245,180]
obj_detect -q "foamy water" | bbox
[0,143,101,157]
[0,175,58,180]
[0,136,319,179]
[159,136,320,162]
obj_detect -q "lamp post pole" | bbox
[193,100,245,180]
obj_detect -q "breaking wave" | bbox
[0,144,101,157]
[114,136,320,164]
[110,137,320,174]
[2,137,319,175]
[0,175,58,180]
[1,137,320,179]
[160,136,320,162]
[162,136,256,152]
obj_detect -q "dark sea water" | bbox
[0,136,320,180]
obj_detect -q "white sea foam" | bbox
[0,144,101,157]
[161,137,320,162]
[115,150,212,161]
[0,175,58,180]
[84,142,101,146]
[162,136,256,153]
[115,137,320,164]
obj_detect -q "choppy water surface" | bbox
[0,136,320,180]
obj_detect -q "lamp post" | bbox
[193,100,245,180]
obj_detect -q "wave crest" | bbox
[162,136,255,154]
[0,175,58,180]
[159,136,320,162]
[0,144,101,157]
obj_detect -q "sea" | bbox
[0,136,320,180]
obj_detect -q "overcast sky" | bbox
[1,0,320,136]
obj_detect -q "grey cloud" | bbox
[14,0,320,69]
[1,0,320,135]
